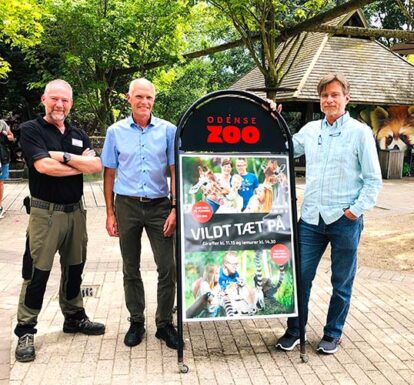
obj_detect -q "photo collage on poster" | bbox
[179,153,298,322]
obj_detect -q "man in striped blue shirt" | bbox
[276,73,382,354]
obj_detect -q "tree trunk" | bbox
[264,74,278,100]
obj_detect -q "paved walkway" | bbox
[0,179,413,385]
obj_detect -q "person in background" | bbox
[235,157,259,211]
[204,158,233,212]
[218,251,241,290]
[0,119,15,218]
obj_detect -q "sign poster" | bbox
[179,153,298,322]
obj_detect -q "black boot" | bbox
[155,323,180,350]
[63,317,105,335]
[124,320,145,347]
[15,334,35,362]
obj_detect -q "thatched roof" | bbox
[230,10,414,105]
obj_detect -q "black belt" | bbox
[31,199,81,213]
[121,195,167,204]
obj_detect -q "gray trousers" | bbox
[115,195,176,328]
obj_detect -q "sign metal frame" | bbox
[174,90,308,373]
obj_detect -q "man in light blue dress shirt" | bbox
[276,73,382,354]
[101,78,179,350]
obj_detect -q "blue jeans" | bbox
[0,162,9,180]
[288,214,363,339]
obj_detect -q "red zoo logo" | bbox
[207,125,260,144]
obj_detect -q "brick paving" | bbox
[0,179,413,385]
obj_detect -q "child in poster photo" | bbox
[244,183,273,213]
[216,174,243,213]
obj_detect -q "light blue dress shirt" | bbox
[293,112,382,225]
[101,115,176,198]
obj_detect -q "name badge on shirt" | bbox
[72,138,83,147]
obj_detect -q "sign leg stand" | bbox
[176,231,189,373]
[288,148,308,364]
[296,247,308,363]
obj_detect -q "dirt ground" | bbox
[295,177,414,273]
[317,211,414,273]
[358,211,414,272]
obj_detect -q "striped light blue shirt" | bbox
[293,112,382,225]
[101,115,176,198]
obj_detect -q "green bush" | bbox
[403,162,411,177]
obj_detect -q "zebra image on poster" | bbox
[179,153,298,322]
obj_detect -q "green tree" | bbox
[365,0,414,46]
[0,44,42,120]
[138,1,252,124]
[205,0,384,99]
[3,0,413,128]
[0,0,43,78]
[150,50,254,126]
[150,2,255,123]
[30,0,190,134]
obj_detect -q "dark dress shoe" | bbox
[63,317,105,335]
[155,323,180,350]
[15,333,35,362]
[124,321,145,347]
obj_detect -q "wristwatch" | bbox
[63,152,71,164]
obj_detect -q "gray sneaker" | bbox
[15,333,35,362]
[317,335,341,354]
[275,331,303,351]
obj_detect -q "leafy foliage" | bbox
[0,44,42,119]
[152,50,254,124]
[1,0,409,132]
[364,0,414,46]
[151,2,254,124]
[207,0,333,98]
[0,0,43,78]
[25,0,190,133]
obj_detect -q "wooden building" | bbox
[230,10,414,122]
[230,10,414,178]
[392,41,414,55]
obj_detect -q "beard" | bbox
[49,110,67,121]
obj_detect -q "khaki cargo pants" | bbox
[15,199,88,336]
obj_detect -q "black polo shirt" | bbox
[20,116,92,204]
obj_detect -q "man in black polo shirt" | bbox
[14,79,105,363]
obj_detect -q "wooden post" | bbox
[378,150,404,179]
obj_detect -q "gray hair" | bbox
[44,79,73,99]
[317,73,350,96]
[128,78,156,96]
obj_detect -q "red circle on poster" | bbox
[270,244,290,265]
[191,201,213,223]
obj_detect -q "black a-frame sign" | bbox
[174,90,307,373]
